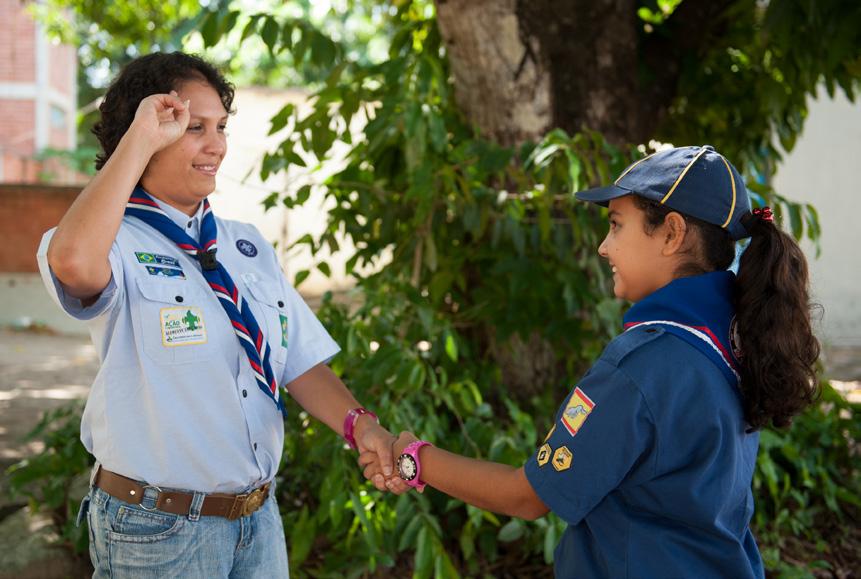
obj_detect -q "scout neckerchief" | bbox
[622,271,741,389]
[126,186,286,417]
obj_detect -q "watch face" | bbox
[398,453,418,481]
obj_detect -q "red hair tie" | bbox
[753,207,774,222]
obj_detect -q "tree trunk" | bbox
[435,0,552,147]
[435,0,735,147]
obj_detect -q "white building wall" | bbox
[207,86,355,296]
[772,87,861,346]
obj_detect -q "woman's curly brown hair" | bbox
[93,52,235,171]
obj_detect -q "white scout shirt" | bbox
[37,198,340,494]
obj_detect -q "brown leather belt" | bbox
[93,467,270,520]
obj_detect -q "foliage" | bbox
[754,381,861,575]
[5,401,94,559]
[29,0,208,151]
[20,0,861,576]
[34,146,100,179]
[653,0,861,184]
[31,0,392,152]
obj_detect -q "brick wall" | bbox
[0,0,36,83]
[0,183,79,272]
[0,100,35,156]
[49,41,75,95]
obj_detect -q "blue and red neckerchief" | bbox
[622,271,741,388]
[125,186,287,417]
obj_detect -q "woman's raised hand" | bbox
[130,90,191,154]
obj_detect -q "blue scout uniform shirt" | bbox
[525,271,764,579]
[37,197,340,494]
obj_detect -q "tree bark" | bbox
[435,0,552,147]
[435,0,736,148]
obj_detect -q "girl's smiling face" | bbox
[598,195,679,302]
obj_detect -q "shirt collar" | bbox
[151,196,205,242]
[623,271,736,331]
[623,271,741,382]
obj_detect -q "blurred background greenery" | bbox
[7,0,861,577]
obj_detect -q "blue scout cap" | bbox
[576,145,753,240]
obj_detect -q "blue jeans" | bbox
[79,484,290,578]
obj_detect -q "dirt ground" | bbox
[0,327,858,577]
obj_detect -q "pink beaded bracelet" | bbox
[343,407,378,450]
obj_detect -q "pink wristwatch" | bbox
[397,440,433,490]
[343,408,378,450]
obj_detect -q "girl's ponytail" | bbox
[735,209,820,429]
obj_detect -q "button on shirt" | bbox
[37,198,340,494]
[525,272,763,579]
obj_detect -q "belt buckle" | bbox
[240,487,265,517]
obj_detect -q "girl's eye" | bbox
[187,125,202,131]
[218,125,227,132]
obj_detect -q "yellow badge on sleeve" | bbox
[552,446,573,472]
[562,387,595,437]
[537,443,552,467]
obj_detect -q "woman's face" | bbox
[140,80,228,216]
[597,195,675,302]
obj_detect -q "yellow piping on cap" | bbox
[660,147,709,204]
[717,155,736,228]
[614,151,659,185]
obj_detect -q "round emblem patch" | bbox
[236,239,258,257]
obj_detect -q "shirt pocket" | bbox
[135,277,215,365]
[243,278,288,368]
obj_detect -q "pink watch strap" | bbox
[343,407,378,450]
[401,440,433,490]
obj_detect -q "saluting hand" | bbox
[129,90,191,154]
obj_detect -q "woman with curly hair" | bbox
[38,52,396,578]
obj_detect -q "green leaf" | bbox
[498,519,524,542]
[415,526,433,577]
[240,15,260,43]
[261,16,280,53]
[294,269,310,287]
[199,10,220,47]
[262,192,279,210]
[424,233,438,272]
[444,331,458,362]
[288,506,316,567]
[296,184,312,204]
[317,262,332,277]
[544,520,557,563]
[268,103,294,135]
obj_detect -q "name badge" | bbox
[160,307,207,346]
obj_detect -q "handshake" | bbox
[357,430,426,495]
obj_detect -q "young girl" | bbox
[360,145,820,578]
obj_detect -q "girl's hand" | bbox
[387,431,420,493]
[129,91,191,155]
[358,431,421,494]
